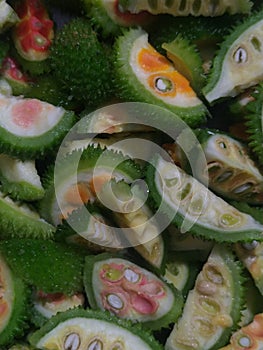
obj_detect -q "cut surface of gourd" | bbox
[84,254,184,330]
[203,9,263,103]
[165,244,245,350]
[0,93,76,159]
[146,154,263,242]
[114,28,207,127]
[29,308,164,350]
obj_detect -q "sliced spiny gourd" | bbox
[31,290,85,327]
[244,83,263,166]
[12,0,53,75]
[0,56,31,96]
[0,252,29,347]
[165,244,246,350]
[218,312,263,350]
[0,238,84,295]
[0,192,54,239]
[0,0,18,34]
[235,241,263,295]
[29,308,164,350]
[83,0,153,37]
[0,93,76,159]
[97,179,166,271]
[163,252,201,298]
[193,128,263,205]
[203,9,263,103]
[39,145,142,226]
[114,28,208,128]
[56,203,124,252]
[0,153,45,201]
[84,253,183,330]
[146,154,263,243]
[162,34,205,92]
[119,0,252,16]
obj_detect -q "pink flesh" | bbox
[11,99,43,128]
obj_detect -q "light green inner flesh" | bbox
[36,317,153,350]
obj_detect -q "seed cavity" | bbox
[124,268,140,283]
[196,280,217,296]
[192,0,201,13]
[251,36,262,52]
[64,333,80,350]
[204,264,224,284]
[107,293,124,309]
[195,317,215,335]
[165,0,174,7]
[220,213,240,227]
[199,296,221,314]
[148,0,158,10]
[233,47,248,63]
[164,177,179,188]
[88,339,103,350]
[155,77,173,92]
[216,171,233,183]
[111,342,124,350]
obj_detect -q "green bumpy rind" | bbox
[203,8,263,103]
[84,253,183,330]
[0,239,84,296]
[39,145,142,226]
[29,308,164,350]
[0,253,30,347]
[114,28,208,128]
[162,34,205,92]
[50,17,112,107]
[244,83,263,166]
[146,154,263,243]
[0,192,55,239]
[165,244,246,350]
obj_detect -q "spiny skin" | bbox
[50,18,113,107]
[0,239,85,296]
[245,84,263,167]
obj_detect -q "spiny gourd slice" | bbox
[203,9,263,103]
[235,241,263,295]
[146,154,263,243]
[84,253,183,330]
[0,0,18,34]
[0,238,84,295]
[83,0,153,38]
[0,93,76,159]
[165,244,246,350]
[0,252,29,347]
[119,0,252,16]
[163,252,201,298]
[31,290,85,327]
[244,83,263,166]
[56,203,125,252]
[114,28,208,128]
[162,34,205,92]
[12,0,54,75]
[29,308,164,350]
[218,312,263,350]
[97,179,166,271]
[193,128,263,205]
[0,153,45,201]
[39,145,142,226]
[0,192,54,239]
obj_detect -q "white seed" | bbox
[238,336,251,348]
[234,47,248,63]
[64,333,80,350]
[107,294,124,309]
[88,339,103,350]
[124,268,139,283]
[242,240,258,250]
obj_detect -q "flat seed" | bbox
[88,339,103,350]
[107,294,124,309]
[124,268,140,283]
[64,333,80,350]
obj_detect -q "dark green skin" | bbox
[50,18,113,107]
